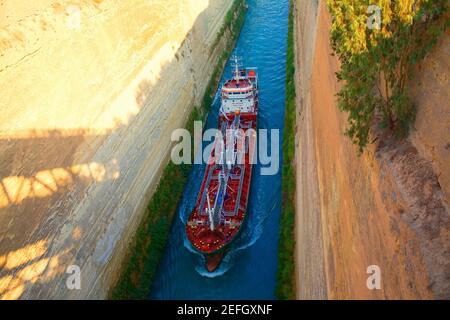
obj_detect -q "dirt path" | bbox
[293,0,327,299]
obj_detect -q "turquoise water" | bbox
[150,0,289,299]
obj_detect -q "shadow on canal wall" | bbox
[0,0,236,299]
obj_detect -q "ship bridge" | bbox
[220,57,258,115]
[221,78,255,114]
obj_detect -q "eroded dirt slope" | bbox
[294,0,449,299]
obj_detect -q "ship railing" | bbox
[188,219,206,227]
[229,173,241,180]
[199,164,217,216]
[223,220,241,228]
[222,211,237,217]
[220,164,245,218]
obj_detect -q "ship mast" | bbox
[206,191,215,231]
[234,56,239,79]
[231,55,242,80]
[204,55,245,232]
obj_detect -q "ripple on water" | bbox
[150,0,289,299]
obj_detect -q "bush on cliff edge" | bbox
[328,0,448,152]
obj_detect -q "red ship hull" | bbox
[186,65,258,272]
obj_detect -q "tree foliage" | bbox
[328,0,448,151]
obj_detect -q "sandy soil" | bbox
[293,0,327,300]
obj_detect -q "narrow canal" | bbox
[150,0,289,299]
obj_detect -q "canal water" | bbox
[150,0,289,299]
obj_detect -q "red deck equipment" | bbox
[186,57,259,272]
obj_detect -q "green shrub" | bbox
[328,0,448,152]
[211,0,247,53]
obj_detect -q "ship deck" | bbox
[186,111,257,254]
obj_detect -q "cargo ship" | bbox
[186,57,258,272]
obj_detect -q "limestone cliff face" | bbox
[293,0,450,299]
[0,0,234,299]
[409,35,450,208]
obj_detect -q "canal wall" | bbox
[293,0,450,299]
[0,0,236,299]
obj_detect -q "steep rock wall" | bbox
[409,35,450,208]
[294,0,449,299]
[0,0,234,299]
